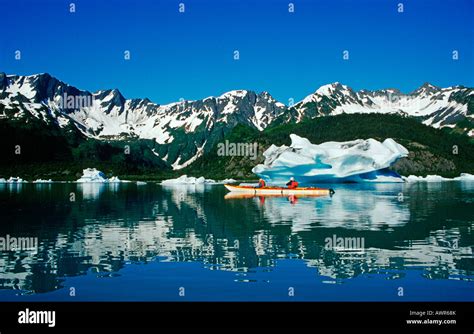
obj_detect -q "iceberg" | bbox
[6,177,27,183]
[404,173,474,182]
[33,179,53,183]
[76,168,108,183]
[161,175,238,185]
[108,176,121,183]
[252,134,408,183]
[161,175,216,185]
[76,168,115,183]
[455,173,474,181]
[403,175,448,182]
[219,178,237,184]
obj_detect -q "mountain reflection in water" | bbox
[0,181,472,298]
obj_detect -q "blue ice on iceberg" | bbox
[252,134,409,183]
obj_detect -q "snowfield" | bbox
[1,73,472,174]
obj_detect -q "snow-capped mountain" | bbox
[0,73,286,169]
[291,82,473,130]
[0,72,472,169]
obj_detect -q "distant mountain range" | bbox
[0,72,473,170]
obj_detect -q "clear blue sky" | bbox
[1,0,473,104]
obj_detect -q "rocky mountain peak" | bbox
[0,73,472,171]
[411,82,440,96]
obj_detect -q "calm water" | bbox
[0,181,472,301]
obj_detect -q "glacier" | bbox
[252,134,409,183]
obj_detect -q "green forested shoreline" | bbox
[1,113,473,181]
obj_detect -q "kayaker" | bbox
[286,177,298,189]
[257,178,266,188]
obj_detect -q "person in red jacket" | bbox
[286,177,299,189]
[256,178,266,188]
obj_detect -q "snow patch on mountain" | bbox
[294,82,473,131]
[1,72,473,172]
[171,141,207,170]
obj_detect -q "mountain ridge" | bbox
[2,72,471,104]
[1,72,473,170]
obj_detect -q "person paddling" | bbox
[256,178,266,188]
[286,177,298,189]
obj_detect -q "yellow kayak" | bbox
[224,184,335,196]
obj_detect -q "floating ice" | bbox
[454,173,474,181]
[404,175,448,182]
[161,175,216,185]
[404,173,474,182]
[108,176,121,183]
[6,177,27,183]
[252,134,409,183]
[76,168,108,183]
[75,168,121,183]
[33,179,53,183]
[219,178,237,184]
[162,175,237,185]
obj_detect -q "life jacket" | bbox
[258,179,266,187]
[287,180,298,189]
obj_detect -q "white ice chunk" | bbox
[161,175,216,185]
[252,134,408,183]
[6,177,27,183]
[219,178,237,184]
[76,168,109,183]
[108,176,121,183]
[454,173,474,181]
[33,179,53,183]
[404,173,474,182]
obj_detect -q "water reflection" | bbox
[247,186,411,232]
[0,182,472,294]
[77,182,122,200]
